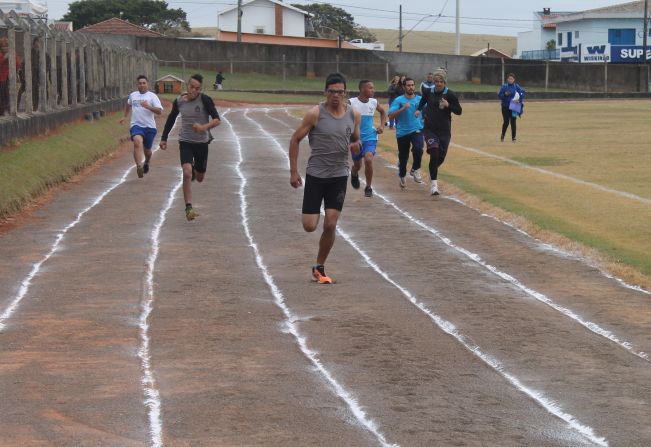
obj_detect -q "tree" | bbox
[546,39,556,50]
[63,0,190,34]
[294,3,376,42]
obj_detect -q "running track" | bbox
[0,107,649,446]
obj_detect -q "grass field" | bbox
[0,116,130,219]
[376,100,651,282]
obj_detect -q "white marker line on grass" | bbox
[336,227,609,447]
[223,111,397,447]
[139,174,182,447]
[272,109,651,359]
[453,142,651,206]
[252,112,609,447]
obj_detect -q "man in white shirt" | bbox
[120,75,163,178]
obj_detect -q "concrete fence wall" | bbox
[0,11,157,146]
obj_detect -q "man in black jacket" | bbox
[416,69,462,196]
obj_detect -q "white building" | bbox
[517,1,650,63]
[217,0,310,37]
[0,0,47,17]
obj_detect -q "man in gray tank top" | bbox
[289,73,361,284]
[160,73,221,221]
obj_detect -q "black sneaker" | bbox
[143,162,149,174]
[364,186,373,197]
[350,173,360,189]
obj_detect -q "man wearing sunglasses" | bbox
[289,73,361,284]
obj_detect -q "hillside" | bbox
[369,29,516,56]
[188,27,517,57]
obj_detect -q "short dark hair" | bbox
[404,77,414,84]
[190,73,203,84]
[325,72,346,90]
[506,73,516,79]
[137,75,148,82]
[358,79,372,90]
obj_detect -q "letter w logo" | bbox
[586,45,606,54]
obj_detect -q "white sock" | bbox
[432,179,438,189]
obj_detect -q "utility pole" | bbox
[398,5,403,52]
[236,0,243,42]
[455,0,461,55]
[644,0,649,63]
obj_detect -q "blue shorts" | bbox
[130,125,157,150]
[352,140,377,161]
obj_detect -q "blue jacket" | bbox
[498,82,525,108]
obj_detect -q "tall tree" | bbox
[294,3,376,41]
[63,0,190,34]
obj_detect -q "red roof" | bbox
[77,17,164,37]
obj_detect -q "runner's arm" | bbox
[159,99,180,149]
[289,105,318,188]
[376,102,387,134]
[349,109,361,155]
[119,103,131,124]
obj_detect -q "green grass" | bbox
[158,65,542,93]
[0,114,128,219]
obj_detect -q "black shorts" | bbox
[302,174,348,214]
[179,141,209,173]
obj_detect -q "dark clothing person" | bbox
[214,72,225,90]
[498,78,525,142]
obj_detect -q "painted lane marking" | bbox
[223,111,398,447]
[253,111,610,447]
[269,108,650,361]
[139,174,182,447]
[452,142,651,206]
[1,163,145,331]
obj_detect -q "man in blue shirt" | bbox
[388,77,424,188]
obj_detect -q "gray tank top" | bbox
[306,103,355,178]
[177,94,211,143]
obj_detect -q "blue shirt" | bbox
[389,94,423,138]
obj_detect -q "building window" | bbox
[558,32,563,46]
[254,26,265,34]
[163,82,174,93]
[608,28,635,45]
[575,30,580,38]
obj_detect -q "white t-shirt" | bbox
[127,90,163,129]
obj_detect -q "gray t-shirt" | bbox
[177,94,211,143]
[306,103,355,178]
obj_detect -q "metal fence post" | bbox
[23,29,33,114]
[60,38,68,106]
[282,53,286,81]
[545,60,549,92]
[604,61,608,93]
[7,26,17,116]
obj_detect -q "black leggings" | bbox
[501,106,516,140]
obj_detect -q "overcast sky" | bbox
[44,0,632,36]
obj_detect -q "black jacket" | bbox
[417,87,462,134]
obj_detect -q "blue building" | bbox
[518,1,650,63]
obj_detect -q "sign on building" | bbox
[610,46,651,63]
[581,45,610,63]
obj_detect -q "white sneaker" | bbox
[430,180,439,196]
[412,169,423,183]
[399,176,406,188]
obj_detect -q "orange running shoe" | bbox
[311,264,333,284]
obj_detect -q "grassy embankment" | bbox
[0,115,130,219]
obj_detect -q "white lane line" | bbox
[253,111,610,447]
[139,174,182,447]
[452,142,651,206]
[0,162,145,331]
[270,108,650,362]
[223,111,398,447]
[336,228,609,447]
[444,196,651,297]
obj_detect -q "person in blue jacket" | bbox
[498,73,525,142]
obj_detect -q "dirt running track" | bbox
[1,106,649,447]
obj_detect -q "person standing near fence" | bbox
[120,75,163,179]
[160,73,221,221]
[0,37,20,116]
[388,77,424,188]
[349,80,387,198]
[498,73,525,142]
[416,69,462,196]
[214,71,225,90]
[289,72,361,284]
